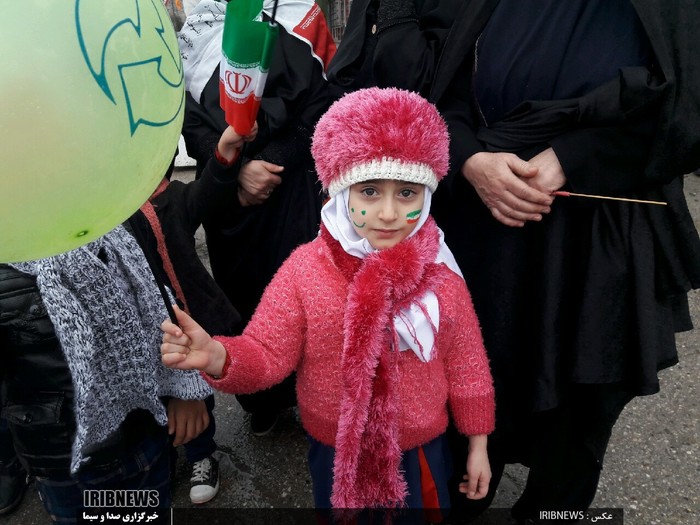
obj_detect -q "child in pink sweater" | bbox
[160,88,495,512]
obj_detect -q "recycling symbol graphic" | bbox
[75,0,184,135]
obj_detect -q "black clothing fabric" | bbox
[182,22,330,415]
[0,265,79,476]
[450,384,633,522]
[326,0,461,99]
[430,0,700,417]
[509,385,633,522]
[430,0,700,184]
[326,0,379,99]
[473,0,651,125]
[425,0,700,515]
[0,266,162,477]
[129,158,242,336]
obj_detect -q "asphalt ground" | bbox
[5,173,699,525]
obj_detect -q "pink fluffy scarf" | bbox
[323,218,446,509]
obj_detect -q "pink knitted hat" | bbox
[312,87,449,197]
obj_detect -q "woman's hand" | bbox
[462,152,553,227]
[237,159,284,206]
[160,305,227,377]
[524,147,567,194]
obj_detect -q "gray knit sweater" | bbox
[12,225,212,472]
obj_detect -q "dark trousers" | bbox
[182,395,217,463]
[449,383,634,523]
[35,431,171,525]
[236,374,297,415]
[0,418,15,464]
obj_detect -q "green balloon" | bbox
[0,0,184,263]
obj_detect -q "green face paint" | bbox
[351,208,366,228]
[406,209,422,224]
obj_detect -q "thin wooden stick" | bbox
[552,191,667,206]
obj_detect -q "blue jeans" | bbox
[35,431,171,525]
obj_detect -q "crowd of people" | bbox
[1,0,699,524]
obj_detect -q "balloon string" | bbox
[271,0,279,24]
[127,215,179,325]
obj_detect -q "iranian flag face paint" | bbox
[406,209,422,224]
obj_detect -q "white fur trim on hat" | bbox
[328,158,438,197]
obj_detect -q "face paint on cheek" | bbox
[351,208,366,228]
[406,209,422,224]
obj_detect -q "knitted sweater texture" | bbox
[206,228,495,450]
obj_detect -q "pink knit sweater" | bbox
[204,229,495,451]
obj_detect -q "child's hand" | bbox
[160,305,227,376]
[167,398,209,446]
[216,123,259,163]
[459,434,491,500]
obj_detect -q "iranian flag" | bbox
[219,0,279,135]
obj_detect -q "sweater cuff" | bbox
[201,339,232,385]
[204,148,242,184]
[214,145,240,167]
[451,394,496,436]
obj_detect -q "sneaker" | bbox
[189,456,219,504]
[250,411,279,436]
[0,458,28,516]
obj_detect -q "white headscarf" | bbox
[320,189,463,362]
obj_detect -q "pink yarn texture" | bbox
[312,87,450,192]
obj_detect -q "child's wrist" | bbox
[206,340,229,378]
[214,144,240,166]
[468,434,488,451]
